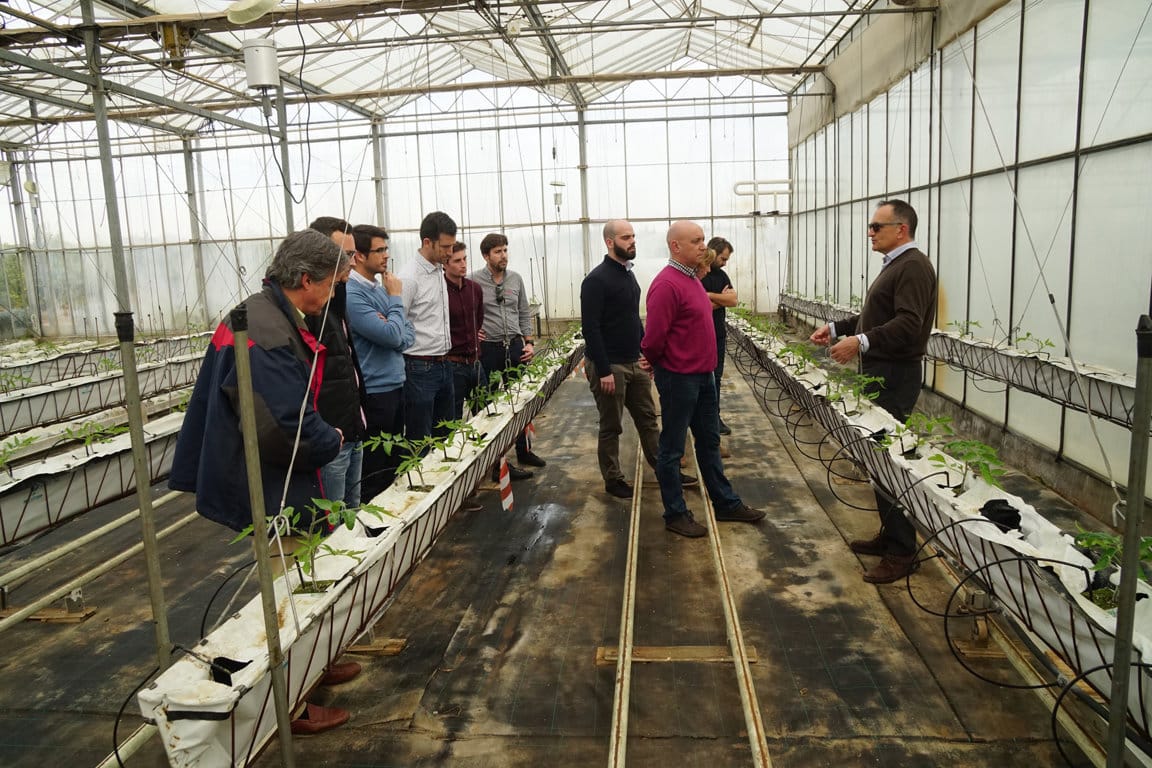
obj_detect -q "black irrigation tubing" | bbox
[1050,661,1152,768]
[942,555,1096,691]
[114,662,159,768]
[200,558,258,638]
[820,429,888,512]
[860,469,953,562]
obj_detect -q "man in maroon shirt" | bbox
[642,220,766,538]
[445,242,486,513]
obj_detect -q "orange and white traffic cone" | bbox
[499,457,514,511]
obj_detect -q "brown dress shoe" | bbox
[849,533,886,557]
[320,660,361,686]
[290,702,350,735]
[862,554,918,584]
[665,514,707,538]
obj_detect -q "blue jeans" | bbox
[403,358,454,441]
[320,441,363,508]
[450,359,484,420]
[653,367,741,521]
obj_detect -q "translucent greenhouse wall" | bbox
[788,0,1152,485]
[0,76,790,338]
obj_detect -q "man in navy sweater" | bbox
[580,219,697,499]
[643,220,764,537]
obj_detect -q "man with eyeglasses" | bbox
[346,223,414,500]
[399,211,457,441]
[810,198,937,584]
[307,217,369,510]
[471,233,546,481]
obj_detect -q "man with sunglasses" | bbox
[810,199,937,584]
[472,233,546,481]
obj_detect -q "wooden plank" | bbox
[347,638,407,656]
[0,606,95,623]
[595,645,758,666]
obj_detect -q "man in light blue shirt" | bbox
[346,224,415,499]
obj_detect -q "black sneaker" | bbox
[508,464,534,481]
[665,513,707,538]
[718,419,732,436]
[517,451,547,467]
[715,503,765,523]
[680,473,699,487]
[604,478,633,498]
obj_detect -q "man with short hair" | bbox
[810,199,937,584]
[398,211,456,441]
[306,217,368,508]
[642,220,766,538]
[471,233,545,480]
[702,236,737,435]
[580,219,697,499]
[170,229,353,734]
[346,223,414,500]
[445,242,485,422]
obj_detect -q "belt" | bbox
[405,354,448,362]
[445,354,477,364]
[482,336,522,345]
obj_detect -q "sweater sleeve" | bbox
[641,277,675,367]
[347,282,410,350]
[838,313,860,337]
[865,259,936,355]
[580,272,612,375]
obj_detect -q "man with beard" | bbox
[580,219,697,499]
[472,233,545,481]
[702,236,737,436]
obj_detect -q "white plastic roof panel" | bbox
[0,0,887,146]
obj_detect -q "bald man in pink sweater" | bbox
[642,220,766,538]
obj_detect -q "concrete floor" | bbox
[0,357,1095,767]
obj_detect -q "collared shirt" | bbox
[835,241,921,354]
[446,275,485,360]
[666,258,697,278]
[470,267,533,343]
[398,251,451,356]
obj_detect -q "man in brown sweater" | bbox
[811,199,937,584]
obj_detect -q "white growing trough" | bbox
[137,339,585,768]
[727,319,1152,750]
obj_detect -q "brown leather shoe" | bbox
[320,660,361,686]
[666,514,707,538]
[290,702,350,735]
[862,554,918,584]
[849,533,886,557]
[715,503,765,523]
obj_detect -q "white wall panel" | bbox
[1011,160,1074,350]
[836,114,852,204]
[910,63,933,188]
[940,31,975,181]
[968,173,1015,341]
[1019,0,1083,162]
[867,97,887,197]
[1007,390,1063,452]
[936,181,971,330]
[1082,0,1152,147]
[972,4,1020,173]
[851,110,867,201]
[836,204,854,303]
[1069,143,1152,377]
[887,77,911,194]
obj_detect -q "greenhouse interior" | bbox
[0,0,1151,765]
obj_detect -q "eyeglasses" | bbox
[368,246,388,255]
[868,222,903,233]
[495,282,505,304]
[342,250,357,259]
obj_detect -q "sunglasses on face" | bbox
[868,222,902,233]
[495,283,505,304]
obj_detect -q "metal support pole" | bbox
[183,139,210,328]
[275,83,295,231]
[115,312,171,671]
[1106,313,1152,767]
[372,121,386,225]
[4,150,41,336]
[231,305,296,768]
[577,109,591,277]
[82,0,131,313]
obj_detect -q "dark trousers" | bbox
[450,359,484,420]
[864,357,924,556]
[480,338,529,455]
[714,331,727,416]
[586,359,661,483]
[652,367,741,521]
[361,387,404,501]
[403,358,454,442]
